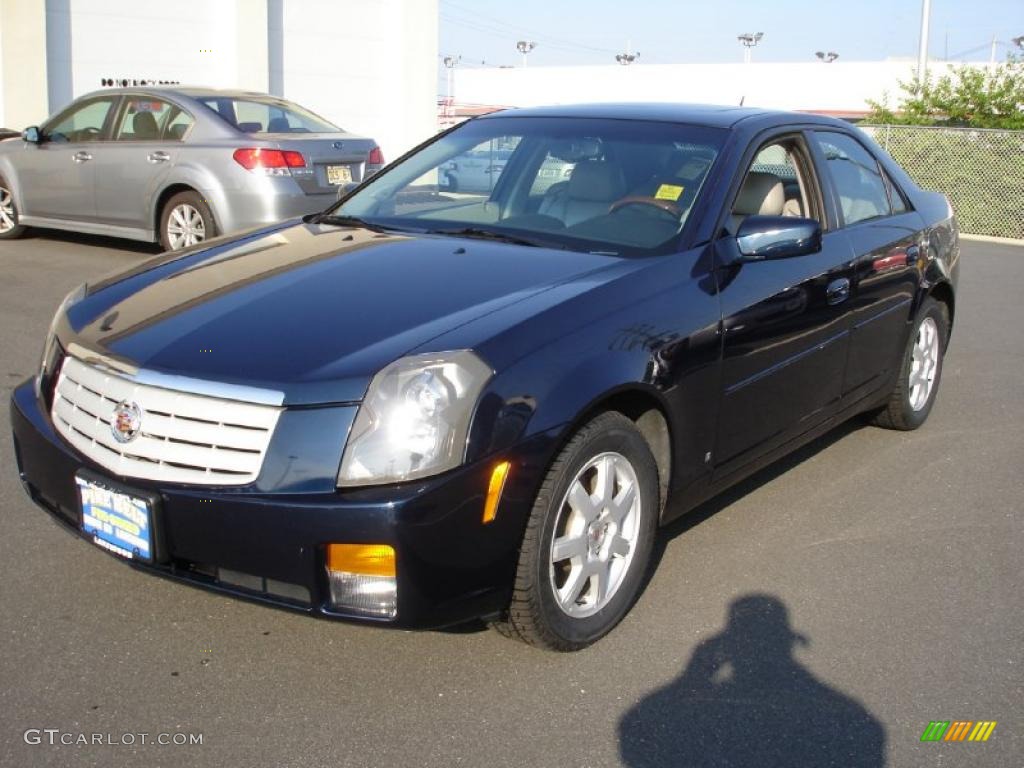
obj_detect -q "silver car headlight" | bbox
[338,351,492,487]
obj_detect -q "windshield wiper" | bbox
[308,213,404,233]
[425,227,549,248]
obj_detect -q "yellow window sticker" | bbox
[655,184,684,201]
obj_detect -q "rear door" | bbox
[810,130,922,404]
[713,132,856,477]
[19,95,120,221]
[92,96,191,230]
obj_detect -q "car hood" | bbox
[63,220,625,405]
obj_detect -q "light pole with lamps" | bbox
[516,41,536,67]
[737,32,764,64]
[815,51,839,63]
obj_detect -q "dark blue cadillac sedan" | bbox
[10,104,958,650]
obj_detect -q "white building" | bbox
[0,0,438,161]
[453,60,985,118]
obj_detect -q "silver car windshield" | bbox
[197,96,340,134]
[335,116,725,256]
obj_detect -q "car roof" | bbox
[76,86,285,101]
[479,102,850,130]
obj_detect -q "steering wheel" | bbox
[608,196,682,221]
[75,126,102,141]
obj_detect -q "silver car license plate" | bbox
[326,165,353,185]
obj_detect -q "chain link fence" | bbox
[861,124,1024,240]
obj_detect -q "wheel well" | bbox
[578,390,672,512]
[929,282,955,331]
[153,184,199,239]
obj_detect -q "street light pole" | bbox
[815,51,839,63]
[917,0,931,82]
[737,32,763,64]
[442,55,459,119]
[516,40,536,67]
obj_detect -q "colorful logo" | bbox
[920,721,997,742]
[111,401,142,444]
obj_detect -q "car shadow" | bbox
[619,593,886,767]
[439,419,870,637]
[22,227,163,255]
[647,418,866,584]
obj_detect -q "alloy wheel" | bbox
[166,203,206,249]
[908,316,940,411]
[549,451,642,618]
[0,186,15,233]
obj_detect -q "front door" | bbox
[19,96,119,222]
[713,135,855,477]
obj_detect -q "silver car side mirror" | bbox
[22,126,41,144]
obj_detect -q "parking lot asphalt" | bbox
[1,231,1021,768]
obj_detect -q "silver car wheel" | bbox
[909,316,940,411]
[549,451,642,619]
[166,203,206,249]
[0,186,16,233]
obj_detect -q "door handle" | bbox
[147,151,170,163]
[72,151,92,163]
[826,277,851,306]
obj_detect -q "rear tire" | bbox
[504,412,658,651]
[159,190,216,251]
[873,296,949,430]
[0,175,28,240]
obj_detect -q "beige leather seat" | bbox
[730,171,785,232]
[539,161,627,227]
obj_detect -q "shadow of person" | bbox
[619,595,885,767]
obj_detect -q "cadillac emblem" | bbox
[111,401,142,443]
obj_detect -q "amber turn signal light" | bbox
[483,461,511,524]
[326,543,396,577]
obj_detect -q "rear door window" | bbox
[813,131,892,226]
[114,98,175,141]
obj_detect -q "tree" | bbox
[867,56,1024,129]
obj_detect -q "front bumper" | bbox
[10,380,556,628]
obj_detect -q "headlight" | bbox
[338,350,492,486]
[38,283,86,384]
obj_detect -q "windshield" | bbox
[197,95,340,134]
[333,116,725,256]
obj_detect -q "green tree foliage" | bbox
[868,56,1024,129]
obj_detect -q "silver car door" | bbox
[19,96,119,222]
[92,96,186,231]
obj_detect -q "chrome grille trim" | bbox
[51,356,283,486]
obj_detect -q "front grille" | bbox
[51,356,282,486]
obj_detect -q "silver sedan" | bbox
[0,87,383,250]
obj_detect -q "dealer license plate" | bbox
[77,476,154,562]
[326,165,353,185]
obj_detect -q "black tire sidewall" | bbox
[897,298,948,429]
[160,191,216,251]
[531,420,658,647]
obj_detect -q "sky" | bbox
[439,0,1024,76]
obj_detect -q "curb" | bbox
[960,234,1024,246]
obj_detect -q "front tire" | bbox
[873,296,949,430]
[505,412,659,651]
[0,175,28,240]
[159,191,215,251]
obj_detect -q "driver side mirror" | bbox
[734,215,821,262]
[22,126,41,144]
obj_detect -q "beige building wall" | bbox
[0,0,49,129]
